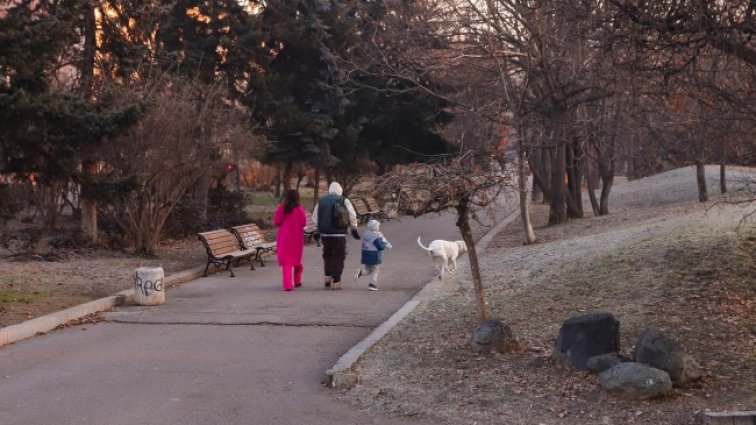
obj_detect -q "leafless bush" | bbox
[99,74,255,255]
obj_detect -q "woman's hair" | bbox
[283,189,300,214]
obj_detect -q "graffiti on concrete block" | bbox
[134,274,165,296]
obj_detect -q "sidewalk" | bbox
[0,201,516,425]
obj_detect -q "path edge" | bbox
[0,266,205,348]
[322,207,521,389]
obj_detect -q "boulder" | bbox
[554,312,620,369]
[633,328,703,386]
[599,362,673,399]
[586,353,627,374]
[470,319,516,354]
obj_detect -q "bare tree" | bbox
[99,75,255,255]
[374,153,514,323]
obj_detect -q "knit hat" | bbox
[328,182,343,195]
[366,219,380,231]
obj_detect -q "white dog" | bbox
[417,236,468,279]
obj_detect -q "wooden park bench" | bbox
[303,211,319,246]
[230,223,277,268]
[350,198,372,225]
[197,229,256,277]
[362,196,388,221]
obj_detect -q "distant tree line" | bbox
[0,0,454,254]
[1,0,753,253]
[356,0,754,228]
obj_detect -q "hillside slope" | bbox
[344,165,756,425]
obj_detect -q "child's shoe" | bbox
[354,268,363,281]
[368,283,378,291]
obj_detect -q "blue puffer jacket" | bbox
[360,230,390,265]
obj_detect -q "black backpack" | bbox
[332,197,350,228]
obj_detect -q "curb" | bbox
[0,266,206,349]
[322,206,521,389]
[701,411,756,424]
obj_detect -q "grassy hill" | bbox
[343,165,756,425]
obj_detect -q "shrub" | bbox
[206,187,249,229]
[0,183,32,226]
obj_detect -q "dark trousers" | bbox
[321,236,347,282]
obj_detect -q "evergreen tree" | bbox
[251,0,356,180]
[157,0,263,91]
[333,0,455,173]
[0,0,138,184]
[341,74,454,171]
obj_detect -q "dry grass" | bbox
[0,238,205,327]
[342,166,756,425]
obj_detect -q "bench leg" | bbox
[249,255,256,270]
[204,262,211,277]
[226,258,235,277]
[255,250,266,267]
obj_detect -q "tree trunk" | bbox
[597,130,616,216]
[282,161,294,191]
[548,144,567,224]
[599,176,613,215]
[80,160,98,243]
[274,166,282,198]
[719,162,727,194]
[456,198,489,323]
[626,136,637,180]
[541,148,552,202]
[528,147,544,203]
[81,3,96,95]
[529,146,551,203]
[695,161,708,202]
[531,175,543,204]
[312,167,321,208]
[548,106,567,225]
[79,5,98,243]
[565,141,583,219]
[518,142,536,244]
[586,158,600,216]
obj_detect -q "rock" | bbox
[633,328,703,386]
[599,362,673,399]
[554,312,620,369]
[586,353,628,374]
[470,319,516,354]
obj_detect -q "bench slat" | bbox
[198,229,256,277]
[230,224,277,268]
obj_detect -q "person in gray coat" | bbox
[312,182,359,290]
[354,219,392,291]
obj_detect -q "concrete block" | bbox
[701,411,756,425]
[322,370,358,389]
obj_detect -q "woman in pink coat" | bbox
[273,189,307,291]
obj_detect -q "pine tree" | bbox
[0,0,138,185]
[251,0,356,184]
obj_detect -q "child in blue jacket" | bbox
[354,219,392,291]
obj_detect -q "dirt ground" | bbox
[341,166,756,425]
[0,236,205,327]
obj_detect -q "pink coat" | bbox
[274,204,307,267]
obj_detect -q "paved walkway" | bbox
[0,201,516,425]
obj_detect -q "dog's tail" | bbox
[417,236,431,252]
